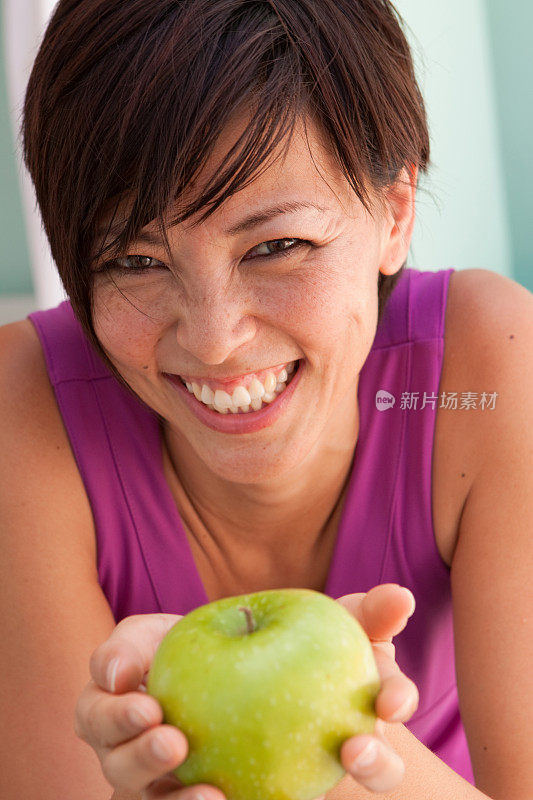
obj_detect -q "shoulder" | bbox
[445,267,531,378]
[431,269,532,565]
[439,271,533,797]
[443,267,531,458]
[444,266,532,410]
[0,317,61,445]
[443,266,533,490]
[0,317,96,558]
[0,316,70,451]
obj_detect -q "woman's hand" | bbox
[75,584,417,799]
[336,583,419,793]
[75,613,223,800]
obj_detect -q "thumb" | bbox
[89,613,182,693]
[338,584,415,641]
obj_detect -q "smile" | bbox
[162,360,304,435]
[179,361,297,415]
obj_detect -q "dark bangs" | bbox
[22,0,430,355]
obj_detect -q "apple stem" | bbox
[238,606,256,634]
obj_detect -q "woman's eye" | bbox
[244,238,307,260]
[107,255,165,273]
[97,239,310,273]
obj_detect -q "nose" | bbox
[175,287,257,365]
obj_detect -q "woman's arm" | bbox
[0,320,117,799]
[332,270,533,800]
[448,270,533,798]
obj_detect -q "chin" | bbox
[201,439,309,485]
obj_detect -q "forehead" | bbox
[189,113,355,219]
[97,113,360,247]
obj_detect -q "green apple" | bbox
[147,588,380,800]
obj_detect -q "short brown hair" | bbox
[22,0,429,367]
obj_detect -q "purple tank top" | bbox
[28,267,474,784]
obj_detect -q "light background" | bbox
[0,0,531,320]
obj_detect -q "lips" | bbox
[163,360,304,434]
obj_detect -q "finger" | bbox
[371,639,397,674]
[375,672,419,723]
[371,639,408,684]
[369,640,419,723]
[90,613,182,693]
[75,680,163,749]
[337,584,415,641]
[100,723,188,794]
[145,778,226,800]
[340,732,405,793]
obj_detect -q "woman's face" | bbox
[92,117,414,483]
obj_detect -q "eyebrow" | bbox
[224,200,328,236]
[96,200,329,247]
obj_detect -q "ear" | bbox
[378,165,418,277]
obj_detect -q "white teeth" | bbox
[180,360,299,415]
[232,386,252,407]
[248,378,265,400]
[192,382,202,401]
[264,372,276,393]
[201,384,215,404]
[214,389,233,410]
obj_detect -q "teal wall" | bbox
[0,27,31,294]
[485,0,533,292]
[0,1,531,296]
[396,0,512,278]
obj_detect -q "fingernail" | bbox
[350,739,378,769]
[107,657,121,692]
[151,732,175,761]
[127,705,153,728]
[402,588,416,617]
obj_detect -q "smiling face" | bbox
[91,116,415,484]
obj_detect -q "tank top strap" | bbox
[29,301,109,383]
[325,268,473,783]
[407,268,451,342]
[373,268,451,350]
[326,268,455,597]
[28,301,206,620]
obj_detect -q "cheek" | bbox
[92,284,165,367]
[260,259,378,354]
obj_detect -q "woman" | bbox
[0,1,531,799]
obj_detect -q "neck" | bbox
[161,397,359,552]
